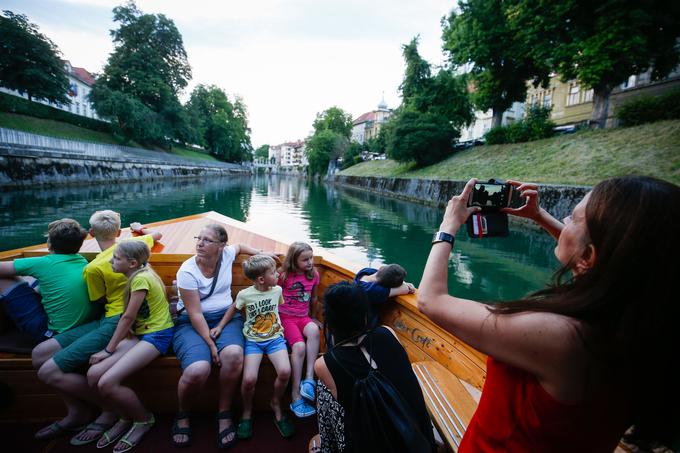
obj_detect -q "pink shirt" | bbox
[278,270,319,317]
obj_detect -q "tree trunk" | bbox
[491,108,504,129]
[591,85,613,129]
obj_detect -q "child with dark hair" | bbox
[354,263,415,329]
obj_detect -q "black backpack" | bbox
[328,333,433,453]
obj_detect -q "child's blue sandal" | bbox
[290,398,316,418]
[300,379,317,401]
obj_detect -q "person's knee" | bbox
[242,374,258,392]
[181,362,211,387]
[97,375,118,398]
[305,326,320,341]
[37,360,61,385]
[277,364,291,382]
[86,367,102,388]
[31,340,58,369]
[220,347,244,372]
[292,341,306,358]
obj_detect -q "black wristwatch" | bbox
[432,231,455,247]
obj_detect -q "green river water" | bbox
[0,175,559,302]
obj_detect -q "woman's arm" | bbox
[314,356,337,400]
[90,289,145,364]
[232,243,279,263]
[210,304,237,339]
[181,287,221,366]
[417,179,579,382]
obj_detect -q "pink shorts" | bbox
[280,314,316,346]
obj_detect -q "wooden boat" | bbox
[0,211,487,451]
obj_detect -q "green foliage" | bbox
[341,142,364,169]
[312,106,353,138]
[399,37,432,101]
[306,129,348,175]
[442,0,548,125]
[484,105,555,144]
[0,92,111,133]
[254,144,270,160]
[0,11,70,104]
[616,90,680,127]
[366,132,386,154]
[186,85,252,162]
[387,110,458,166]
[90,1,192,145]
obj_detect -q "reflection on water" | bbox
[1,175,558,301]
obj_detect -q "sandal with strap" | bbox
[35,421,87,441]
[216,410,238,449]
[112,413,155,453]
[170,411,192,448]
[274,415,295,438]
[236,419,253,439]
[96,419,132,449]
[70,421,115,446]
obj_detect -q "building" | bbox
[351,97,392,144]
[0,60,101,120]
[525,66,680,127]
[459,102,525,142]
[269,140,307,168]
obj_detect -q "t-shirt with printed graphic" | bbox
[235,285,283,342]
[83,235,155,318]
[128,271,173,335]
[278,271,319,317]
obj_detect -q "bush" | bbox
[0,91,111,132]
[483,105,555,144]
[386,110,457,167]
[616,90,680,126]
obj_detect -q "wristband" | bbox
[104,347,113,355]
[432,231,455,247]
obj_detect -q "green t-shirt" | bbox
[129,271,173,335]
[235,285,284,342]
[13,254,96,333]
[83,235,155,317]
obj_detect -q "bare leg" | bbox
[32,338,61,369]
[240,353,263,420]
[267,349,292,421]
[217,345,243,447]
[290,341,306,401]
[303,323,320,381]
[172,360,211,445]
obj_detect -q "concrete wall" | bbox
[333,175,590,223]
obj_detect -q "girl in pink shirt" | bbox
[278,242,320,418]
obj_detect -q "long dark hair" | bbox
[323,281,369,345]
[491,175,680,438]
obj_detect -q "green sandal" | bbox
[96,419,131,449]
[236,419,253,439]
[112,413,155,453]
[70,421,115,446]
[274,415,295,438]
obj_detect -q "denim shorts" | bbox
[53,315,120,372]
[172,310,244,369]
[139,326,175,355]
[0,280,48,343]
[244,336,287,356]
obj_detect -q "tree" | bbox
[89,85,162,143]
[442,0,549,128]
[186,85,253,162]
[509,0,680,128]
[306,129,348,175]
[0,11,69,103]
[312,106,354,138]
[387,110,457,166]
[254,144,270,161]
[90,1,192,144]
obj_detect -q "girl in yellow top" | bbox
[87,241,174,453]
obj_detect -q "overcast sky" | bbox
[3,0,457,147]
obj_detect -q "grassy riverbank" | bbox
[0,112,219,162]
[340,120,680,186]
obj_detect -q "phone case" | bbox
[466,211,509,238]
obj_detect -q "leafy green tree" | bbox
[387,110,457,166]
[509,0,680,127]
[306,129,348,175]
[90,1,191,144]
[312,106,354,138]
[442,0,549,128]
[186,85,252,162]
[89,85,162,143]
[341,142,365,169]
[254,144,270,161]
[0,11,69,103]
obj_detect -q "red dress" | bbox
[459,357,630,453]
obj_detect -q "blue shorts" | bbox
[139,326,174,354]
[244,336,287,356]
[0,280,48,343]
[172,310,244,369]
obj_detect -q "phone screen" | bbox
[469,183,509,208]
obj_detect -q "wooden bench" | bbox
[412,361,480,452]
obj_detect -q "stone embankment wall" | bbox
[333,175,590,223]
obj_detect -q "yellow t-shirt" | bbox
[129,271,173,335]
[83,235,155,317]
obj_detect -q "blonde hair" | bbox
[89,210,121,240]
[242,254,276,281]
[115,241,164,307]
[279,241,315,281]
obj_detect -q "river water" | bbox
[0,175,560,302]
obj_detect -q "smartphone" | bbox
[468,181,525,209]
[466,211,509,238]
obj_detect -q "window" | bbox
[543,92,552,108]
[620,75,636,90]
[583,89,593,103]
[567,84,580,106]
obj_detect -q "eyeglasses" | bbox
[194,236,222,245]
